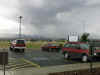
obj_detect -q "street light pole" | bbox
[19,16,23,39]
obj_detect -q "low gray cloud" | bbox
[17,0,87,38]
[6,0,100,38]
[19,0,85,26]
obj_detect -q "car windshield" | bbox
[80,44,89,50]
[64,43,80,49]
[17,40,25,44]
[64,44,71,48]
[48,44,57,46]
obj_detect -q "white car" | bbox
[9,39,26,53]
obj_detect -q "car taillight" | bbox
[16,44,25,47]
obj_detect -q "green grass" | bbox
[26,41,45,49]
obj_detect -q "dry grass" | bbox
[0,41,66,49]
[0,41,9,48]
[26,41,65,49]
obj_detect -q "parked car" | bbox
[62,42,100,62]
[62,42,91,62]
[9,39,26,53]
[41,43,63,52]
[93,47,100,57]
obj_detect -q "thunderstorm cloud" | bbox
[0,0,100,38]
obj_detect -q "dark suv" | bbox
[9,39,26,53]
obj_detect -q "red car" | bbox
[93,47,100,57]
[9,39,26,53]
[62,42,91,62]
[41,43,62,52]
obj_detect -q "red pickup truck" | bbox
[62,42,100,62]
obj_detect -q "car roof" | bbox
[16,39,25,40]
[67,42,87,44]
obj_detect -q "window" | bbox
[48,44,57,46]
[80,44,89,50]
[64,44,71,48]
[64,43,80,49]
[17,40,25,44]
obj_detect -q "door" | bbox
[69,43,80,58]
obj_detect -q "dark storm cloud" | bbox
[17,0,99,38]
[19,0,85,26]
[1,0,100,38]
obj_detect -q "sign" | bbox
[0,52,8,65]
[69,36,78,42]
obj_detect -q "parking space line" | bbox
[21,58,40,68]
[10,64,33,70]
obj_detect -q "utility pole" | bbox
[19,16,23,39]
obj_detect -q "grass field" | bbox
[26,41,66,49]
[26,41,46,49]
[0,41,66,49]
[0,41,9,48]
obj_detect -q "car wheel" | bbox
[57,48,60,52]
[82,55,88,62]
[52,48,56,52]
[41,48,44,51]
[22,49,25,53]
[55,48,58,52]
[64,52,69,59]
[14,49,17,52]
[9,47,12,51]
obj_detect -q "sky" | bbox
[0,0,100,38]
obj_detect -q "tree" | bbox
[80,33,90,42]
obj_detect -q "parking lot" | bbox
[6,49,82,69]
[0,48,97,70]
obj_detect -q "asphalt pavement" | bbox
[8,49,81,68]
[0,48,100,70]
[0,48,100,75]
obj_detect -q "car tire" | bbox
[41,48,44,51]
[64,52,69,59]
[52,48,56,52]
[55,48,58,52]
[57,48,60,52]
[82,55,88,62]
[22,49,25,53]
[9,47,13,51]
[14,49,17,52]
